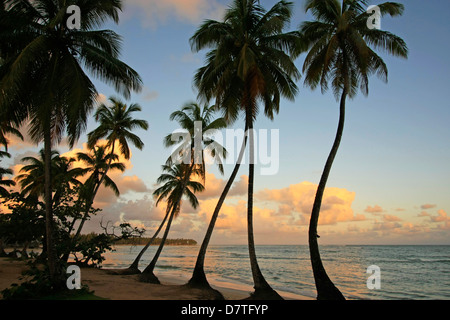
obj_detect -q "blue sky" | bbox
[4,0,450,245]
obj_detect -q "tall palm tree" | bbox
[299,0,408,300]
[121,102,226,275]
[0,0,142,279]
[0,151,15,197]
[74,97,148,240]
[188,0,300,299]
[139,164,204,284]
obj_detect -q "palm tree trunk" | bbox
[125,210,170,273]
[246,119,282,300]
[187,124,249,289]
[140,163,195,284]
[74,144,116,240]
[309,90,347,300]
[139,203,177,284]
[43,127,56,280]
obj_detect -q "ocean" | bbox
[101,245,450,300]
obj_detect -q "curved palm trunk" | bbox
[124,210,170,273]
[187,124,249,289]
[73,144,116,241]
[139,203,177,284]
[309,91,347,300]
[246,120,282,300]
[140,164,195,284]
[43,127,56,281]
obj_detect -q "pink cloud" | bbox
[123,0,225,28]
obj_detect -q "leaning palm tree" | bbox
[61,145,126,263]
[71,145,126,239]
[121,102,226,275]
[0,0,142,280]
[85,97,148,219]
[139,164,204,284]
[299,0,408,300]
[188,0,300,299]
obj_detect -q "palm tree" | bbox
[16,149,82,205]
[0,0,142,280]
[121,102,226,275]
[139,164,204,284]
[0,120,23,151]
[88,97,149,161]
[188,0,300,299]
[299,0,408,300]
[0,151,15,197]
[71,145,126,240]
[85,97,148,220]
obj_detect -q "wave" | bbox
[156,264,181,270]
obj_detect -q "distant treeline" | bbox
[114,237,198,246]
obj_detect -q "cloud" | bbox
[383,214,403,222]
[421,204,437,210]
[123,0,226,28]
[60,141,149,208]
[364,205,384,214]
[430,209,449,223]
[256,181,360,226]
[141,87,159,102]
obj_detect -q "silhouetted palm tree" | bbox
[71,145,126,239]
[0,0,142,279]
[188,0,300,299]
[17,149,83,206]
[123,102,226,275]
[299,0,408,300]
[139,164,204,284]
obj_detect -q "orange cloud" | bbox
[256,181,360,226]
[364,205,384,214]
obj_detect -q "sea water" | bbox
[101,245,450,300]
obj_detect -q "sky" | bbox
[2,0,450,245]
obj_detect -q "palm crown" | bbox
[300,0,408,98]
[88,97,149,160]
[191,0,300,124]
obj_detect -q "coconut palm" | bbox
[139,164,204,284]
[188,0,300,299]
[88,97,149,161]
[0,0,142,279]
[75,98,148,237]
[0,151,15,197]
[299,0,408,300]
[121,102,226,275]
[71,145,126,239]
[16,149,83,205]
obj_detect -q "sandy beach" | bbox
[0,258,312,300]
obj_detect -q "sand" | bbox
[0,257,313,300]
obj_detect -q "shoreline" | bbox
[0,258,313,300]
